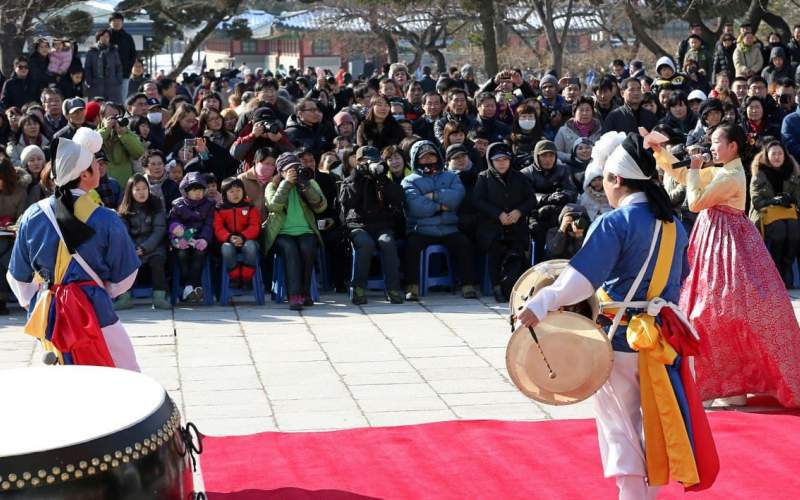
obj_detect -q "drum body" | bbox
[0,367,195,500]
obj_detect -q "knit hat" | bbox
[333,110,355,127]
[389,63,409,79]
[20,145,45,165]
[656,56,676,74]
[84,101,101,122]
[540,74,559,88]
[355,146,380,163]
[275,152,301,172]
[534,139,557,157]
[699,98,724,119]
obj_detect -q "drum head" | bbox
[509,259,599,321]
[0,366,166,457]
[506,311,613,405]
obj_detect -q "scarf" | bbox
[573,119,594,138]
[147,174,165,203]
[762,161,792,194]
[746,118,765,135]
[54,187,95,254]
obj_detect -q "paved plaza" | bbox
[3,290,800,489]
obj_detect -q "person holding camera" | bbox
[749,140,800,287]
[262,152,327,311]
[340,147,406,304]
[545,203,591,259]
[97,104,145,186]
[402,140,479,301]
[231,107,294,171]
[472,143,536,302]
[181,133,238,184]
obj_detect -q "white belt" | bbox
[600,297,700,340]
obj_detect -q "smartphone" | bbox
[184,138,197,149]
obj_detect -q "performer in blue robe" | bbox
[6,129,140,370]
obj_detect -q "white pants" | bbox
[101,320,140,372]
[593,352,659,500]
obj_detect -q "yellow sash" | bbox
[597,221,699,487]
[23,195,100,363]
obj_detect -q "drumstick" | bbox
[528,326,556,379]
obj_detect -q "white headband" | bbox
[604,144,651,181]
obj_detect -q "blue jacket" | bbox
[781,106,800,161]
[402,140,465,237]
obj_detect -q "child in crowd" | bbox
[116,173,171,310]
[579,162,612,221]
[214,177,261,289]
[205,173,223,207]
[47,39,73,78]
[167,159,184,184]
[169,172,215,302]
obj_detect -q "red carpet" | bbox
[201,411,800,499]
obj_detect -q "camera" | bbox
[295,165,314,184]
[117,116,129,128]
[184,138,197,149]
[257,120,282,134]
[356,161,386,178]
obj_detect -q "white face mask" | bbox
[147,112,162,125]
[518,118,536,130]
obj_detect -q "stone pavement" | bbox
[0,292,598,438]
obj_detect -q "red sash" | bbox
[50,281,115,367]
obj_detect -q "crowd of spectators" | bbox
[3,13,800,314]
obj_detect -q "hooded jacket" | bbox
[339,163,405,233]
[554,117,603,163]
[168,172,216,243]
[686,99,724,146]
[471,143,537,250]
[761,47,796,85]
[520,140,578,206]
[401,140,465,237]
[283,114,335,158]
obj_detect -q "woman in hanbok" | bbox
[653,123,800,407]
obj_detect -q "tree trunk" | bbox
[761,10,791,42]
[624,1,670,59]
[478,0,499,76]
[0,20,26,76]
[167,13,226,79]
[427,48,447,73]
[380,31,399,63]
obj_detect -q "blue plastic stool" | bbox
[170,255,214,305]
[271,253,320,303]
[480,254,493,297]
[420,244,454,296]
[219,254,266,305]
[349,246,387,299]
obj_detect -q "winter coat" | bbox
[168,196,216,244]
[520,161,578,206]
[97,127,145,184]
[0,74,39,109]
[182,140,239,182]
[684,47,712,76]
[146,175,180,211]
[452,162,480,238]
[0,184,28,224]
[749,157,800,226]
[84,44,123,101]
[214,201,261,243]
[412,115,439,144]
[6,136,49,168]
[262,179,327,254]
[733,42,764,77]
[712,45,735,81]
[283,114,335,158]
[229,124,294,171]
[782,107,800,161]
[434,111,476,144]
[237,169,269,223]
[475,115,512,143]
[659,111,699,135]
[603,104,658,135]
[110,28,137,76]
[553,118,603,163]
[356,119,405,150]
[339,169,405,233]
[120,201,167,261]
[472,149,537,250]
[402,140,465,237]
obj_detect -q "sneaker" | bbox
[181,285,196,302]
[388,290,404,304]
[152,290,171,310]
[114,292,133,310]
[461,285,478,299]
[405,284,419,301]
[193,287,204,302]
[492,285,507,303]
[303,296,314,307]
[289,294,304,311]
[351,287,367,305]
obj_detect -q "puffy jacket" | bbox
[84,44,123,100]
[434,111,476,144]
[472,143,537,250]
[262,179,327,254]
[402,140,465,237]
[761,47,796,85]
[733,42,764,77]
[781,107,800,160]
[339,169,405,232]
[520,160,578,206]
[712,44,735,81]
[284,114,335,158]
[214,201,261,243]
[749,156,800,225]
[603,104,658,135]
[98,127,145,184]
[553,118,603,163]
[120,201,167,261]
[168,176,216,244]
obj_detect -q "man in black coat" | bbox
[412,91,444,144]
[109,12,137,106]
[284,98,335,159]
[603,78,658,134]
[1,57,39,109]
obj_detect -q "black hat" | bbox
[445,144,469,161]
